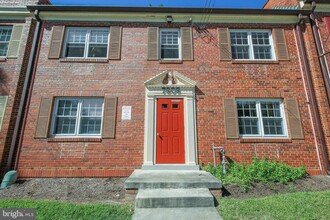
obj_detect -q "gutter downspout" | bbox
[5,10,42,172]
[14,11,44,170]
[309,1,330,105]
[296,15,330,175]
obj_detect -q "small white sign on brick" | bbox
[122,106,132,120]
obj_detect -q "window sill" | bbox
[0,58,6,62]
[159,60,183,64]
[59,58,109,63]
[240,138,292,143]
[47,138,102,142]
[232,60,279,64]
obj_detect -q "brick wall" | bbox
[14,21,326,178]
[263,0,298,8]
[0,18,36,176]
[312,14,330,165]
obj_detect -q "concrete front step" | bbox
[133,207,223,220]
[141,164,200,170]
[136,188,214,208]
[124,170,222,190]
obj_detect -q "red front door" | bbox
[156,98,185,164]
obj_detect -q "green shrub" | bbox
[202,157,306,192]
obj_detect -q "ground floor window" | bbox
[51,98,103,137]
[236,99,287,138]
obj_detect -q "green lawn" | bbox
[219,190,330,220]
[0,200,133,220]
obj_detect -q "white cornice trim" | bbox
[0,6,32,20]
[38,11,300,24]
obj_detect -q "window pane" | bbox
[0,27,12,56]
[160,30,179,59]
[161,45,179,59]
[237,101,257,117]
[79,117,102,134]
[88,29,108,58]
[0,27,12,41]
[54,117,76,134]
[88,44,107,57]
[263,118,284,135]
[251,32,272,59]
[237,101,259,135]
[0,43,9,57]
[66,29,87,57]
[67,29,87,43]
[57,100,78,116]
[81,99,103,116]
[253,45,272,59]
[261,101,281,117]
[89,30,108,44]
[66,43,85,57]
[230,32,250,59]
[261,101,284,135]
[238,118,259,135]
[231,45,250,59]
[79,99,103,135]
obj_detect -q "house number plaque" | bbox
[162,87,181,95]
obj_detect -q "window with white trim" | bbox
[160,29,181,59]
[230,30,274,60]
[236,99,287,137]
[0,96,8,131]
[0,26,12,57]
[51,98,104,137]
[63,27,109,58]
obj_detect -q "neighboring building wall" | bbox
[15,20,324,178]
[264,0,330,174]
[0,0,50,6]
[314,14,330,164]
[0,17,36,176]
[263,0,298,9]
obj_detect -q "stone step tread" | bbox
[137,188,212,198]
[136,188,214,208]
[125,170,222,189]
[133,207,222,220]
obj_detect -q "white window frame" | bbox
[159,28,181,60]
[62,27,110,59]
[0,96,8,131]
[0,26,12,57]
[51,97,104,138]
[236,99,288,138]
[230,29,275,61]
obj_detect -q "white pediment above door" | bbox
[144,71,196,88]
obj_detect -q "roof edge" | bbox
[26,5,312,15]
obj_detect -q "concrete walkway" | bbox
[125,170,223,220]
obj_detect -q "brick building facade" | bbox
[1,1,329,178]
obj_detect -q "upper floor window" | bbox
[63,28,109,58]
[236,99,287,138]
[160,29,181,60]
[51,98,104,137]
[230,30,274,60]
[0,26,12,57]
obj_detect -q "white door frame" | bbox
[142,71,198,168]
